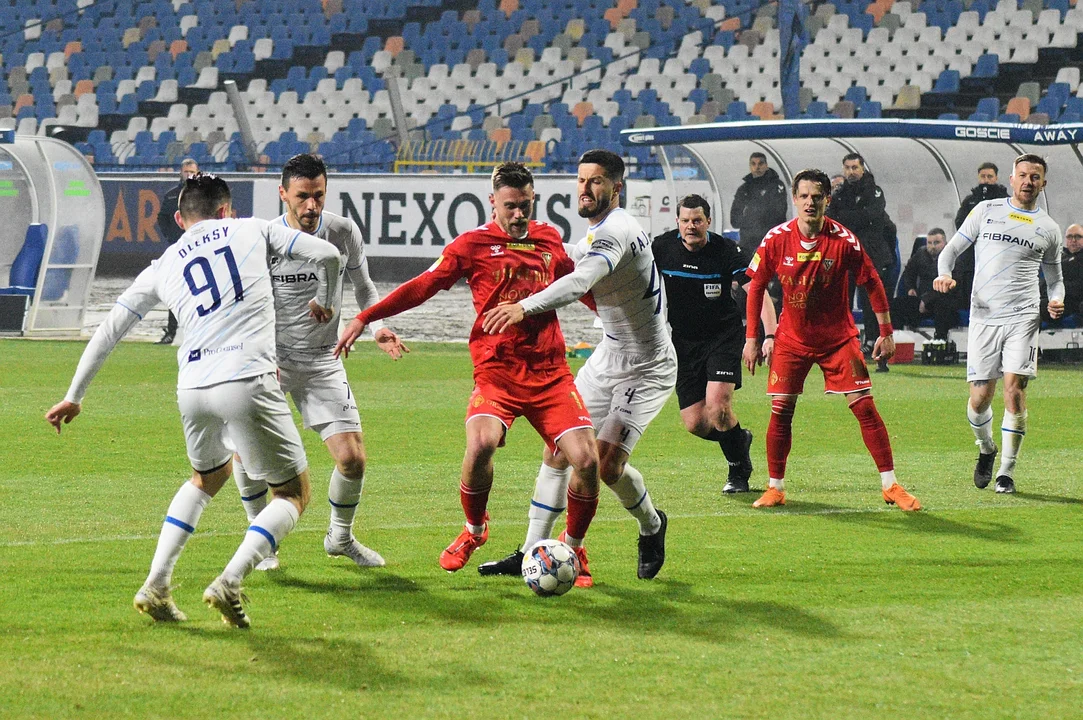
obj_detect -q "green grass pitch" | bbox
[2,340,1082,718]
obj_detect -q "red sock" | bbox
[459,481,491,528]
[565,488,599,540]
[766,397,795,479]
[849,394,894,472]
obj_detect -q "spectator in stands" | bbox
[891,228,961,340]
[1060,223,1083,323]
[155,158,199,345]
[955,162,1008,230]
[827,152,897,372]
[729,152,788,257]
[831,173,844,193]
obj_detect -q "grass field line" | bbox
[0,501,1028,549]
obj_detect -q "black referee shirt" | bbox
[652,229,750,341]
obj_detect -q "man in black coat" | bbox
[954,162,1008,303]
[1060,223,1083,322]
[154,158,199,344]
[890,228,962,339]
[827,152,897,370]
[729,152,789,257]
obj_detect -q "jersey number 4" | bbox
[642,260,662,315]
[184,246,244,316]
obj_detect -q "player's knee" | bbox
[464,433,501,463]
[337,453,366,480]
[705,400,733,429]
[270,472,311,513]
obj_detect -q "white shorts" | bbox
[966,318,1040,381]
[279,363,362,441]
[177,373,307,484]
[575,339,677,453]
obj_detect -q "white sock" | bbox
[769,477,785,490]
[233,458,268,524]
[967,404,997,454]
[608,464,661,536]
[999,410,1027,479]
[146,482,211,588]
[222,498,299,583]
[522,463,570,552]
[328,467,363,544]
[880,470,897,490]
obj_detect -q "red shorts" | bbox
[466,365,594,451]
[766,337,872,395]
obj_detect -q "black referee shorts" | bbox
[673,324,744,410]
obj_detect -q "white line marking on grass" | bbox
[0,503,1027,549]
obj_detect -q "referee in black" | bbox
[653,194,777,494]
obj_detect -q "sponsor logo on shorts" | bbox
[473,394,485,407]
[188,349,201,362]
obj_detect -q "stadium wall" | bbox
[96,174,669,279]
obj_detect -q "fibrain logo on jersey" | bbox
[954,125,1011,140]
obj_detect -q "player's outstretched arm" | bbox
[374,327,409,359]
[45,400,81,434]
[481,302,525,334]
[485,254,611,335]
[334,318,367,359]
[935,231,970,293]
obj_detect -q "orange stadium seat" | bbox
[603,7,624,29]
[489,127,511,143]
[73,79,94,97]
[499,0,519,18]
[720,17,741,32]
[1005,96,1031,120]
[572,101,594,125]
[63,41,82,59]
[385,36,404,56]
[751,101,777,120]
[617,0,638,14]
[524,140,545,163]
[169,39,187,59]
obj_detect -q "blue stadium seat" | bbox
[858,101,881,118]
[931,70,960,94]
[975,97,1000,117]
[972,54,999,78]
[844,85,868,106]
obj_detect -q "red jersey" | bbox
[357,220,577,371]
[745,217,888,352]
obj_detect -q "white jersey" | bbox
[944,198,1064,325]
[64,217,341,402]
[270,211,381,370]
[521,207,669,354]
[580,208,670,351]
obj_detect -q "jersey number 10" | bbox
[184,246,244,316]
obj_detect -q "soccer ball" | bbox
[521,539,580,596]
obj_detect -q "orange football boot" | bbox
[753,487,786,507]
[558,530,593,588]
[883,483,922,511]
[439,516,489,571]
